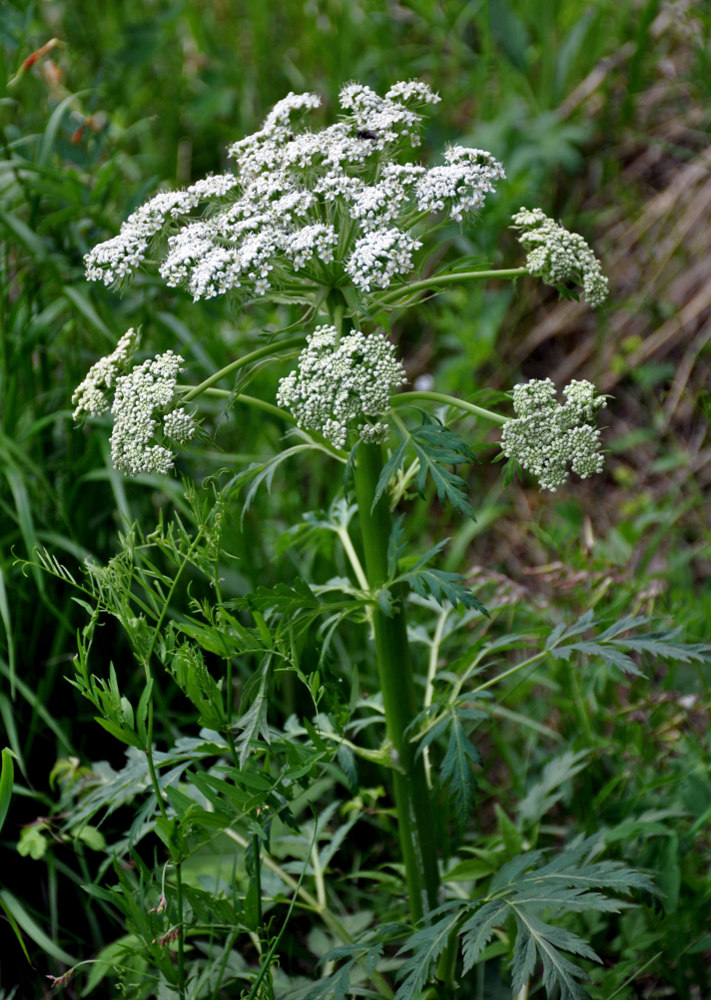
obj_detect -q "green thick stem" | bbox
[352,441,439,923]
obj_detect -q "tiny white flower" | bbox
[346,228,422,292]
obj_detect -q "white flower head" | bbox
[84,80,505,306]
[512,207,609,307]
[346,228,422,292]
[110,351,196,476]
[501,378,606,491]
[416,147,506,222]
[72,328,140,420]
[276,326,406,449]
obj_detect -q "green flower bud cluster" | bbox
[512,207,608,308]
[501,378,606,491]
[276,325,406,449]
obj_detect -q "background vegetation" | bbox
[0,0,709,997]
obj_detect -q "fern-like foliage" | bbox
[395,838,655,1000]
[546,611,711,676]
[414,702,487,829]
[390,532,488,615]
[374,415,476,519]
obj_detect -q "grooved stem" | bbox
[352,441,439,922]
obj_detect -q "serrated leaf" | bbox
[459,840,655,999]
[545,613,711,678]
[235,657,272,767]
[400,564,488,615]
[440,715,480,829]
[374,417,476,519]
[394,903,462,999]
[518,749,590,825]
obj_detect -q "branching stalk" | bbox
[391,390,507,425]
[370,266,528,308]
[182,336,304,401]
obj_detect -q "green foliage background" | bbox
[0,0,709,997]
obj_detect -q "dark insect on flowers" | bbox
[356,129,379,140]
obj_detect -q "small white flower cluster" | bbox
[512,207,608,308]
[346,228,422,292]
[85,175,239,286]
[72,328,139,419]
[415,146,506,222]
[501,378,606,491]
[276,325,406,449]
[84,80,505,303]
[109,351,196,476]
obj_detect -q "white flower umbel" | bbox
[415,146,506,222]
[346,228,422,292]
[110,351,196,476]
[84,81,505,306]
[512,207,609,307]
[501,378,606,491]
[72,328,140,419]
[276,325,407,449]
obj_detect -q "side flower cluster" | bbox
[72,327,139,419]
[501,378,606,491]
[84,80,505,304]
[72,335,196,476]
[512,207,608,307]
[276,326,406,449]
[111,351,196,476]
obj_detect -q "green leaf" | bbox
[375,417,476,519]
[17,823,49,860]
[0,889,76,965]
[518,749,590,825]
[234,443,317,520]
[0,747,15,834]
[546,613,711,677]
[76,824,107,852]
[439,715,480,829]
[0,892,31,964]
[165,640,225,731]
[235,657,272,767]
[459,840,655,999]
[394,903,463,999]
[495,804,523,858]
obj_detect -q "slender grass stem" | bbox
[222,828,395,999]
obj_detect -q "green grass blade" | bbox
[0,889,76,965]
[0,660,74,754]
[0,566,16,696]
[0,698,25,777]
[0,892,31,964]
[0,747,15,833]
